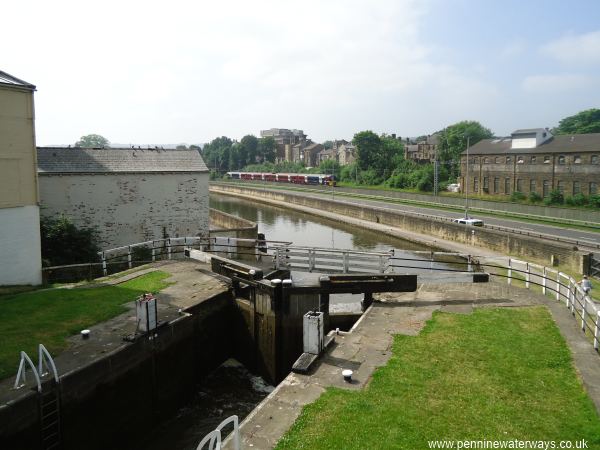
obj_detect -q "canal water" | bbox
[209,193,462,312]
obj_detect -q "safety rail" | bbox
[14,344,60,392]
[196,415,241,450]
[98,237,292,276]
[273,246,392,274]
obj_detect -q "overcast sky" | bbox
[3,0,600,146]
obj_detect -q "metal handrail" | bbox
[38,344,59,384]
[14,351,41,392]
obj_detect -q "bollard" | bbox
[542,266,547,295]
[507,259,512,285]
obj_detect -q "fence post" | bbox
[128,246,132,269]
[152,241,156,262]
[507,258,512,285]
[595,311,600,351]
[582,297,587,332]
[556,271,561,301]
[525,262,530,289]
[167,239,172,260]
[343,252,349,273]
[102,251,107,277]
[542,266,547,296]
[467,255,472,273]
[308,249,314,272]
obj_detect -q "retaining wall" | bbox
[0,291,237,450]
[210,183,589,274]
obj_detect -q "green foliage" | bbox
[436,121,493,178]
[528,191,543,203]
[544,189,564,205]
[510,191,526,202]
[340,162,359,183]
[75,134,110,148]
[565,193,588,207]
[277,307,600,449]
[316,159,341,178]
[353,131,382,171]
[322,140,334,150]
[554,108,600,135]
[590,194,600,208]
[240,135,259,165]
[40,216,100,267]
[0,271,172,380]
[258,136,276,163]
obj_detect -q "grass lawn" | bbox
[0,271,172,381]
[276,307,600,450]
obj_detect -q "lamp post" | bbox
[465,135,470,219]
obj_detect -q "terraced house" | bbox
[460,128,600,198]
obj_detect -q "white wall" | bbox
[39,172,210,249]
[0,205,42,285]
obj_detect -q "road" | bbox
[243,183,600,250]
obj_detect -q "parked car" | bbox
[453,217,484,227]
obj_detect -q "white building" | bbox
[37,148,210,249]
[0,71,42,285]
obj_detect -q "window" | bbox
[494,177,499,194]
[543,180,551,197]
[557,180,565,194]
[483,176,489,190]
[591,182,598,195]
[506,156,512,163]
[558,155,566,165]
[592,155,599,164]
[573,181,581,195]
[530,156,537,163]
[505,178,511,194]
[573,155,581,164]
[483,157,490,164]
[474,177,479,192]
[530,179,536,193]
[517,156,524,164]
[474,157,480,164]
[516,179,524,192]
[495,157,501,164]
[544,156,551,164]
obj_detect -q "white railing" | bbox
[196,415,241,450]
[493,257,597,349]
[14,344,60,392]
[273,246,392,274]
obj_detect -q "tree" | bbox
[201,136,233,171]
[40,216,100,266]
[436,121,493,178]
[75,134,110,148]
[317,159,341,178]
[258,136,276,163]
[241,135,259,166]
[554,108,600,135]
[322,140,334,150]
[353,131,382,171]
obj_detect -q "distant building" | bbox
[302,143,324,167]
[317,148,338,165]
[338,143,356,166]
[260,128,307,162]
[405,134,439,163]
[0,70,42,285]
[37,148,210,249]
[461,128,600,197]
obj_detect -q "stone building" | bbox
[0,71,42,285]
[260,128,307,162]
[302,143,324,167]
[404,134,439,163]
[460,128,600,198]
[37,148,210,249]
[337,143,356,166]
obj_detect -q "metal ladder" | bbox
[40,382,61,450]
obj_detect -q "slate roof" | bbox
[37,147,208,174]
[0,70,36,90]
[462,134,600,155]
[512,128,546,135]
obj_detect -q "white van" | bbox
[453,218,484,227]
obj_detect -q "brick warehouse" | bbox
[460,128,600,198]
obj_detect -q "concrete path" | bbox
[224,281,600,449]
